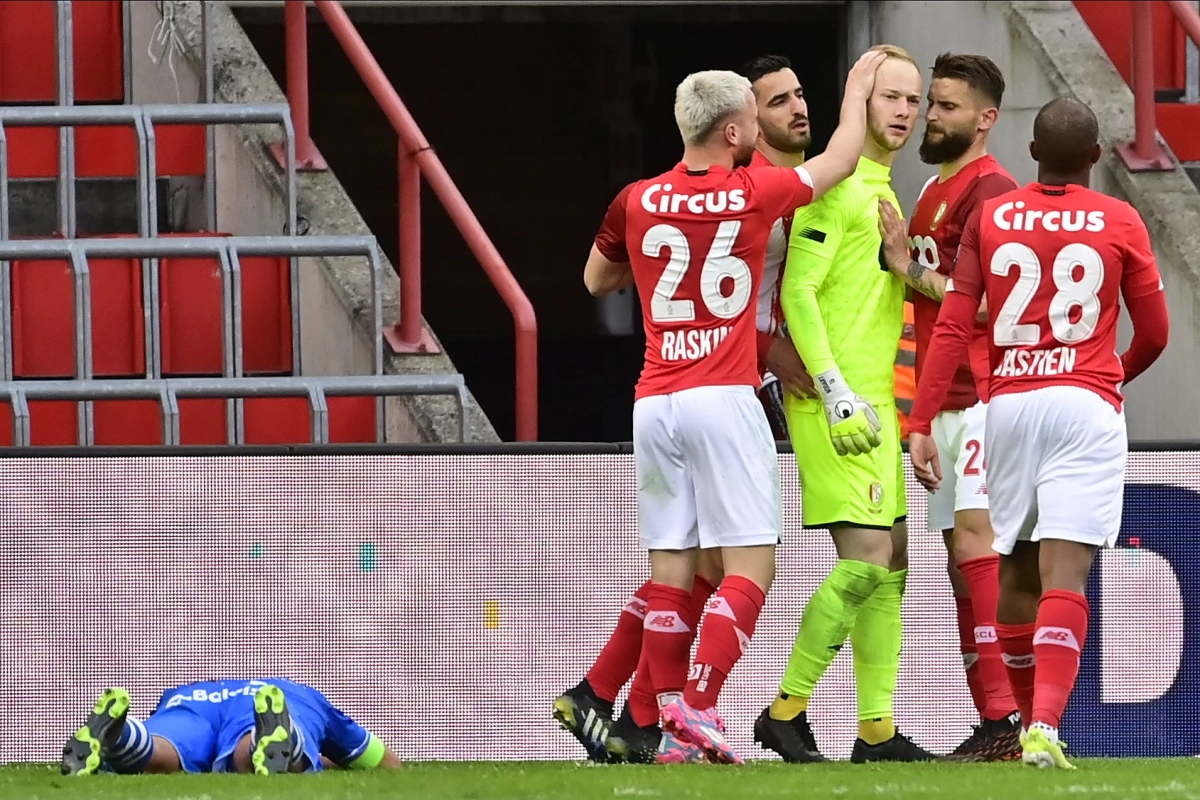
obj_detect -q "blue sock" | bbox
[107,717,153,774]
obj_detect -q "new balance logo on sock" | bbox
[1034,626,1080,651]
[624,597,648,619]
[974,625,998,644]
[1002,653,1035,669]
[645,611,689,632]
[962,652,979,669]
[704,596,737,621]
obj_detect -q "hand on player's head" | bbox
[908,432,942,492]
[866,50,923,153]
[844,50,888,102]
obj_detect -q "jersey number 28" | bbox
[643,221,752,322]
[989,242,1103,346]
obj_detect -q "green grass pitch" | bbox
[5,759,1200,800]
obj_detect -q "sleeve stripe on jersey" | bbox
[798,226,826,243]
[794,166,814,188]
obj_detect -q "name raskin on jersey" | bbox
[993,346,1077,378]
[662,326,732,361]
[640,184,747,215]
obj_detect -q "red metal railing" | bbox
[1117,0,1200,171]
[278,0,539,441]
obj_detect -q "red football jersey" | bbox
[595,162,814,400]
[908,155,1017,411]
[933,183,1163,413]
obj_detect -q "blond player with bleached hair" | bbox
[569,51,886,766]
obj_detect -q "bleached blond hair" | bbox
[674,70,753,146]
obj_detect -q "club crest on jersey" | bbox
[869,482,884,509]
[930,200,948,231]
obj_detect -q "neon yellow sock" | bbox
[778,560,888,701]
[768,692,808,721]
[858,717,896,745]
[850,569,907,733]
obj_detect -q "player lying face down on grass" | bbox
[579,51,885,764]
[906,96,1169,769]
[61,679,403,776]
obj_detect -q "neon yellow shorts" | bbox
[785,396,906,529]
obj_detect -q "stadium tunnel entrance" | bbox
[238,2,850,441]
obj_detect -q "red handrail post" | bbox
[1167,0,1200,52]
[386,142,438,353]
[1116,0,1174,171]
[515,312,538,442]
[270,0,328,171]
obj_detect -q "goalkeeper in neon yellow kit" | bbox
[752,45,936,764]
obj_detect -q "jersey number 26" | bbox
[644,221,752,323]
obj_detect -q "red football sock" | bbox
[996,622,1036,728]
[642,583,694,710]
[688,574,717,631]
[683,575,766,711]
[586,581,652,703]
[626,577,715,727]
[1032,590,1089,729]
[626,649,659,727]
[954,595,987,717]
[958,556,1017,720]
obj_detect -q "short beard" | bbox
[919,128,975,164]
[765,129,811,156]
[733,144,756,168]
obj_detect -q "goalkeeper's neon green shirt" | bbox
[780,155,906,407]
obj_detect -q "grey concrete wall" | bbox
[871,0,1200,441]
[126,0,495,443]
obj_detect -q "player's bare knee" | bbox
[230,732,255,774]
[720,544,775,595]
[648,548,699,590]
[141,737,184,774]
[1038,539,1098,595]
[830,525,892,567]
[941,529,970,594]
[696,548,725,587]
[951,509,996,565]
[888,520,908,571]
[999,544,1042,598]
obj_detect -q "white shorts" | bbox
[927,401,990,532]
[633,385,781,551]
[985,385,1127,556]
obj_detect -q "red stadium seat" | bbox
[157,235,293,376]
[0,396,379,445]
[0,1,123,103]
[6,125,208,180]
[10,253,145,378]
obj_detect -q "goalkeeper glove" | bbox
[813,367,882,456]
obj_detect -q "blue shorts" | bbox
[212,681,326,773]
[143,705,218,774]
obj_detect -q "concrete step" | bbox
[1184,163,1200,193]
[4,177,200,238]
